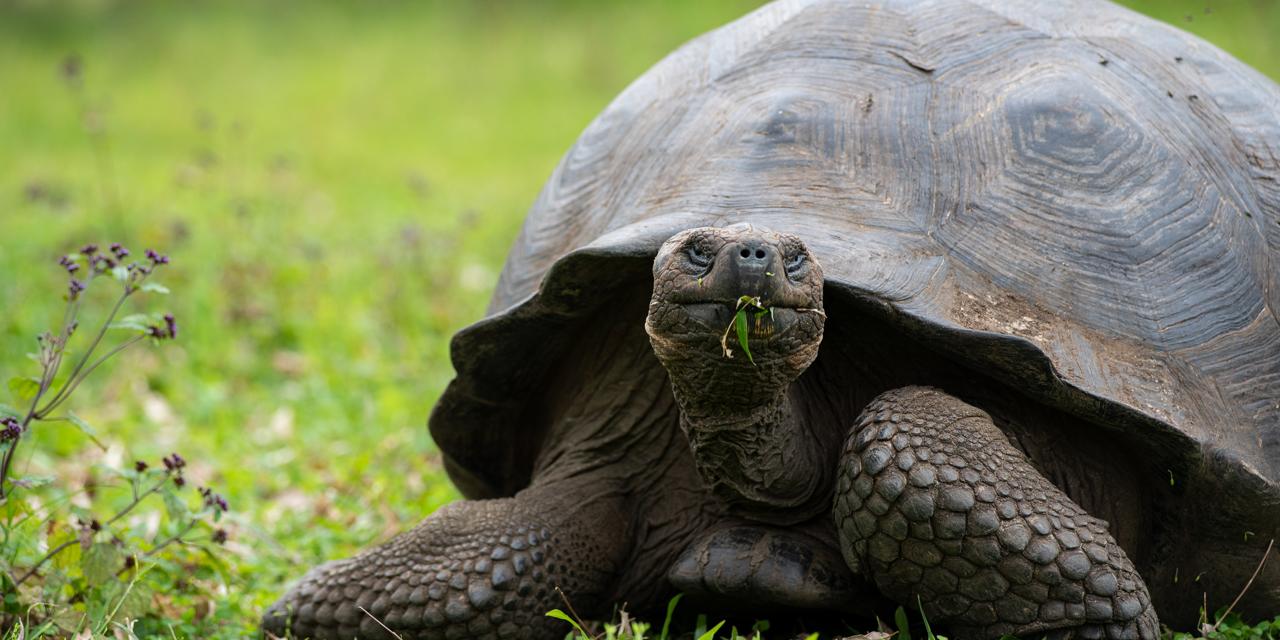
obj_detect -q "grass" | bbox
[0,0,1276,637]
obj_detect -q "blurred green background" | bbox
[0,0,1276,636]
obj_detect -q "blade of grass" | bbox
[548,610,592,639]
[734,310,753,364]
[895,605,912,640]
[659,594,682,640]
[697,620,725,640]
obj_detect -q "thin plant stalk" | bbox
[12,474,172,587]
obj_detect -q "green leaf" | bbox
[67,412,108,451]
[545,609,589,638]
[139,282,170,295]
[895,605,912,640]
[697,621,725,640]
[659,593,682,640]
[162,487,189,522]
[68,504,94,524]
[111,265,130,282]
[82,541,121,586]
[196,543,234,586]
[0,403,22,418]
[42,566,71,599]
[11,475,55,489]
[917,596,938,640]
[51,607,86,634]
[734,310,754,364]
[8,376,40,402]
[110,313,154,333]
[108,579,152,621]
[51,534,82,571]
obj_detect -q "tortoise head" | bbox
[646,224,826,417]
[646,225,833,522]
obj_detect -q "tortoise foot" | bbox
[264,492,625,639]
[834,386,1159,640]
[668,524,874,614]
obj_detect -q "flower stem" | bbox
[11,474,170,587]
[37,335,145,419]
[38,289,132,416]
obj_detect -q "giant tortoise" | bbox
[264,0,1280,637]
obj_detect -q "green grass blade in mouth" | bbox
[719,295,765,364]
[734,308,754,364]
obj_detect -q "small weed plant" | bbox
[545,593,1280,640]
[0,244,230,637]
[548,593,803,640]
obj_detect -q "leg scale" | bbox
[834,386,1158,640]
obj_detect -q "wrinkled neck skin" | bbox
[680,385,831,525]
[654,332,831,526]
[647,225,830,525]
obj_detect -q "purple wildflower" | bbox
[0,417,22,442]
[135,460,148,472]
[144,249,169,265]
[68,279,85,299]
[199,486,229,512]
[147,314,178,340]
[162,452,186,471]
[90,254,116,273]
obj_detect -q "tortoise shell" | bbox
[429,0,1280,516]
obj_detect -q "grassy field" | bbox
[0,1,1276,637]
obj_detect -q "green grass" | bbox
[0,0,1276,637]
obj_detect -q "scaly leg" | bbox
[834,386,1158,640]
[262,483,629,640]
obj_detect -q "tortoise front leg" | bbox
[262,483,629,640]
[834,387,1159,640]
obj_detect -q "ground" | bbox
[0,1,1276,637]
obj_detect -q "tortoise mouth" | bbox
[679,301,810,339]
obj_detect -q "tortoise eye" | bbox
[785,252,807,274]
[687,245,712,268]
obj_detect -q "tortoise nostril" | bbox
[734,243,773,267]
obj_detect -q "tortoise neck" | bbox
[677,387,833,525]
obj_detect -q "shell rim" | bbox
[427,227,1208,501]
